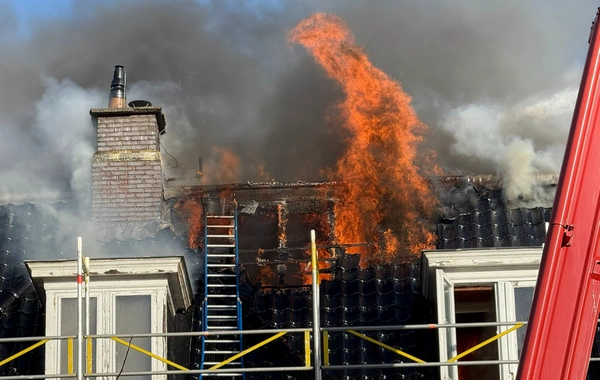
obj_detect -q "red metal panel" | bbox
[517,9,600,380]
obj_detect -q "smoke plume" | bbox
[0,0,597,208]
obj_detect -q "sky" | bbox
[0,0,598,204]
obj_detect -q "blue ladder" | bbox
[199,199,245,379]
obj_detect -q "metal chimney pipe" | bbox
[108,65,126,108]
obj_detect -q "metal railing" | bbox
[6,319,600,378]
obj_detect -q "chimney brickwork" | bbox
[90,108,166,223]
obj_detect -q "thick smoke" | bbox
[0,0,597,206]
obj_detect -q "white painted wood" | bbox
[436,270,458,380]
[26,256,192,314]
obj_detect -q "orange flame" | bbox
[277,204,287,248]
[297,247,332,285]
[202,147,242,184]
[175,198,204,249]
[257,264,277,285]
[290,14,437,265]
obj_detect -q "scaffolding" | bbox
[5,232,600,379]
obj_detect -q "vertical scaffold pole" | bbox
[77,237,83,380]
[310,230,321,380]
[84,256,90,378]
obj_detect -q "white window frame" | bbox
[44,279,168,378]
[26,256,192,380]
[422,248,541,380]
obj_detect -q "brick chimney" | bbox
[90,66,167,239]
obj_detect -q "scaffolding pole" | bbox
[84,256,90,377]
[76,237,83,380]
[310,230,321,380]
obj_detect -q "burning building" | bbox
[1,9,600,380]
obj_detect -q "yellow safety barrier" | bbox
[323,331,329,366]
[346,330,426,364]
[447,323,524,363]
[0,339,49,368]
[67,338,73,374]
[111,336,188,371]
[86,336,93,373]
[304,331,311,367]
[209,331,287,370]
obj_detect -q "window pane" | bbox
[515,287,535,357]
[455,286,499,380]
[60,298,97,374]
[115,295,152,380]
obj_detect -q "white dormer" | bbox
[26,256,192,379]
[421,248,541,380]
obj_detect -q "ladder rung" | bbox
[207,304,237,308]
[207,294,237,298]
[207,284,237,287]
[207,254,235,258]
[208,315,237,319]
[207,244,236,248]
[207,264,236,267]
[207,225,234,228]
[207,310,237,314]
[207,274,236,277]
[205,339,240,343]
[207,326,239,330]
[207,215,235,219]
[207,234,235,238]
[204,350,240,354]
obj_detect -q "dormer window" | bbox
[26,256,192,379]
[421,248,541,380]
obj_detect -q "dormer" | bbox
[26,256,192,379]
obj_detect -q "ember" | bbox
[290,14,437,265]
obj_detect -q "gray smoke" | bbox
[0,0,597,207]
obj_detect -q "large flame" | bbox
[289,14,437,265]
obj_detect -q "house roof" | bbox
[434,175,554,249]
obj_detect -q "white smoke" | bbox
[33,78,103,209]
[441,87,577,203]
[501,138,535,200]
